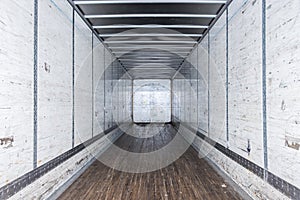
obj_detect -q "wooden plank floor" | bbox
[59,124,244,200]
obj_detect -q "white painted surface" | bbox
[93,36,105,135]
[179,78,185,122]
[111,60,128,126]
[173,77,183,122]
[177,0,300,197]
[117,76,132,124]
[125,78,133,122]
[37,0,73,166]
[228,0,264,167]
[171,79,180,121]
[133,80,171,123]
[197,35,209,134]
[104,50,113,130]
[190,49,198,130]
[266,0,300,188]
[209,13,227,146]
[184,64,192,124]
[74,12,93,145]
[115,77,132,124]
[1,0,299,198]
[0,0,34,187]
[0,0,128,196]
[172,57,198,127]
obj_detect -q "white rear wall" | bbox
[133,80,171,123]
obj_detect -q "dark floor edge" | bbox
[172,121,300,200]
[0,125,119,200]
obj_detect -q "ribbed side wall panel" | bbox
[266,0,300,189]
[0,0,132,198]
[74,11,93,145]
[37,0,73,166]
[0,0,34,186]
[173,0,300,199]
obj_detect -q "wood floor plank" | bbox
[58,124,244,200]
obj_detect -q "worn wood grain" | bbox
[59,124,243,200]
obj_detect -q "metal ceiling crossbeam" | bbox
[99,33,203,37]
[116,55,188,57]
[119,56,184,59]
[111,50,192,55]
[121,60,183,62]
[125,68,175,69]
[120,59,184,61]
[109,46,194,49]
[121,58,182,61]
[74,0,227,5]
[73,0,228,79]
[122,62,183,64]
[93,25,209,29]
[125,66,178,68]
[85,14,216,19]
[111,48,191,52]
[120,56,184,59]
[104,40,197,44]
[124,62,180,65]
[125,64,178,66]
[112,50,192,55]
[124,65,181,68]
[120,58,183,62]
[119,56,185,60]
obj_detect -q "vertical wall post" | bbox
[110,60,113,128]
[91,33,94,138]
[207,33,210,137]
[226,8,229,147]
[72,8,75,148]
[103,48,106,131]
[262,0,268,180]
[196,47,199,130]
[183,69,186,124]
[131,79,134,122]
[170,79,173,122]
[189,64,192,125]
[33,0,39,169]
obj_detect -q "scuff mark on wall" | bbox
[43,62,51,73]
[76,156,88,165]
[281,100,286,111]
[285,136,300,150]
[0,136,14,148]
